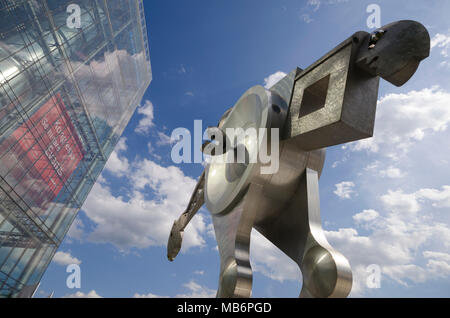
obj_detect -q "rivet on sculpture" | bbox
[167,20,430,298]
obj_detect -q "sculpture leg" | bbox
[212,183,262,298]
[254,168,352,298]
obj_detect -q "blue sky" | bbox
[38,0,450,298]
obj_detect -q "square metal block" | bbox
[286,34,380,150]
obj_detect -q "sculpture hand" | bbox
[167,219,184,261]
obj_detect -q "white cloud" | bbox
[381,190,420,214]
[431,32,450,57]
[250,230,300,282]
[364,161,380,171]
[147,142,162,161]
[382,264,427,285]
[82,154,206,251]
[423,251,450,278]
[175,280,216,298]
[104,137,129,177]
[66,217,85,241]
[194,270,205,275]
[440,61,450,68]
[331,155,348,168]
[206,223,215,238]
[179,64,187,74]
[300,0,348,24]
[301,13,313,24]
[63,290,102,298]
[426,259,450,278]
[416,186,450,208]
[134,280,215,298]
[325,183,450,296]
[423,251,450,263]
[382,253,450,285]
[157,131,177,146]
[353,209,379,223]
[349,87,450,157]
[96,174,107,184]
[147,141,154,153]
[81,100,207,253]
[381,186,450,214]
[135,100,155,135]
[379,166,404,179]
[325,224,446,295]
[307,0,321,11]
[185,91,194,96]
[263,71,287,89]
[334,181,355,199]
[133,292,169,298]
[52,251,81,266]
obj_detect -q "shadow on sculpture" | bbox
[167,20,430,298]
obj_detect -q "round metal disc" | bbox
[204,85,270,215]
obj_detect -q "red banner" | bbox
[11,93,84,201]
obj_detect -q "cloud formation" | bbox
[81,155,206,251]
[431,32,450,58]
[52,251,81,266]
[263,71,287,89]
[135,100,155,135]
[349,87,450,158]
[133,280,215,298]
[250,230,300,283]
[63,290,102,298]
[326,184,450,296]
[334,181,356,199]
[104,137,130,177]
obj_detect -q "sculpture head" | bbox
[356,20,430,86]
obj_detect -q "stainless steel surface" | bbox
[355,20,430,87]
[167,20,430,298]
[167,171,205,261]
[212,183,263,297]
[285,31,381,151]
[204,85,271,215]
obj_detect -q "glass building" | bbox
[0,0,151,297]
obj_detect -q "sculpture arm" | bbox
[167,171,205,261]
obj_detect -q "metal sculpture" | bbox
[167,21,430,298]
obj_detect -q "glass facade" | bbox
[0,0,151,297]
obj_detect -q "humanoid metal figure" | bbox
[167,21,430,298]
